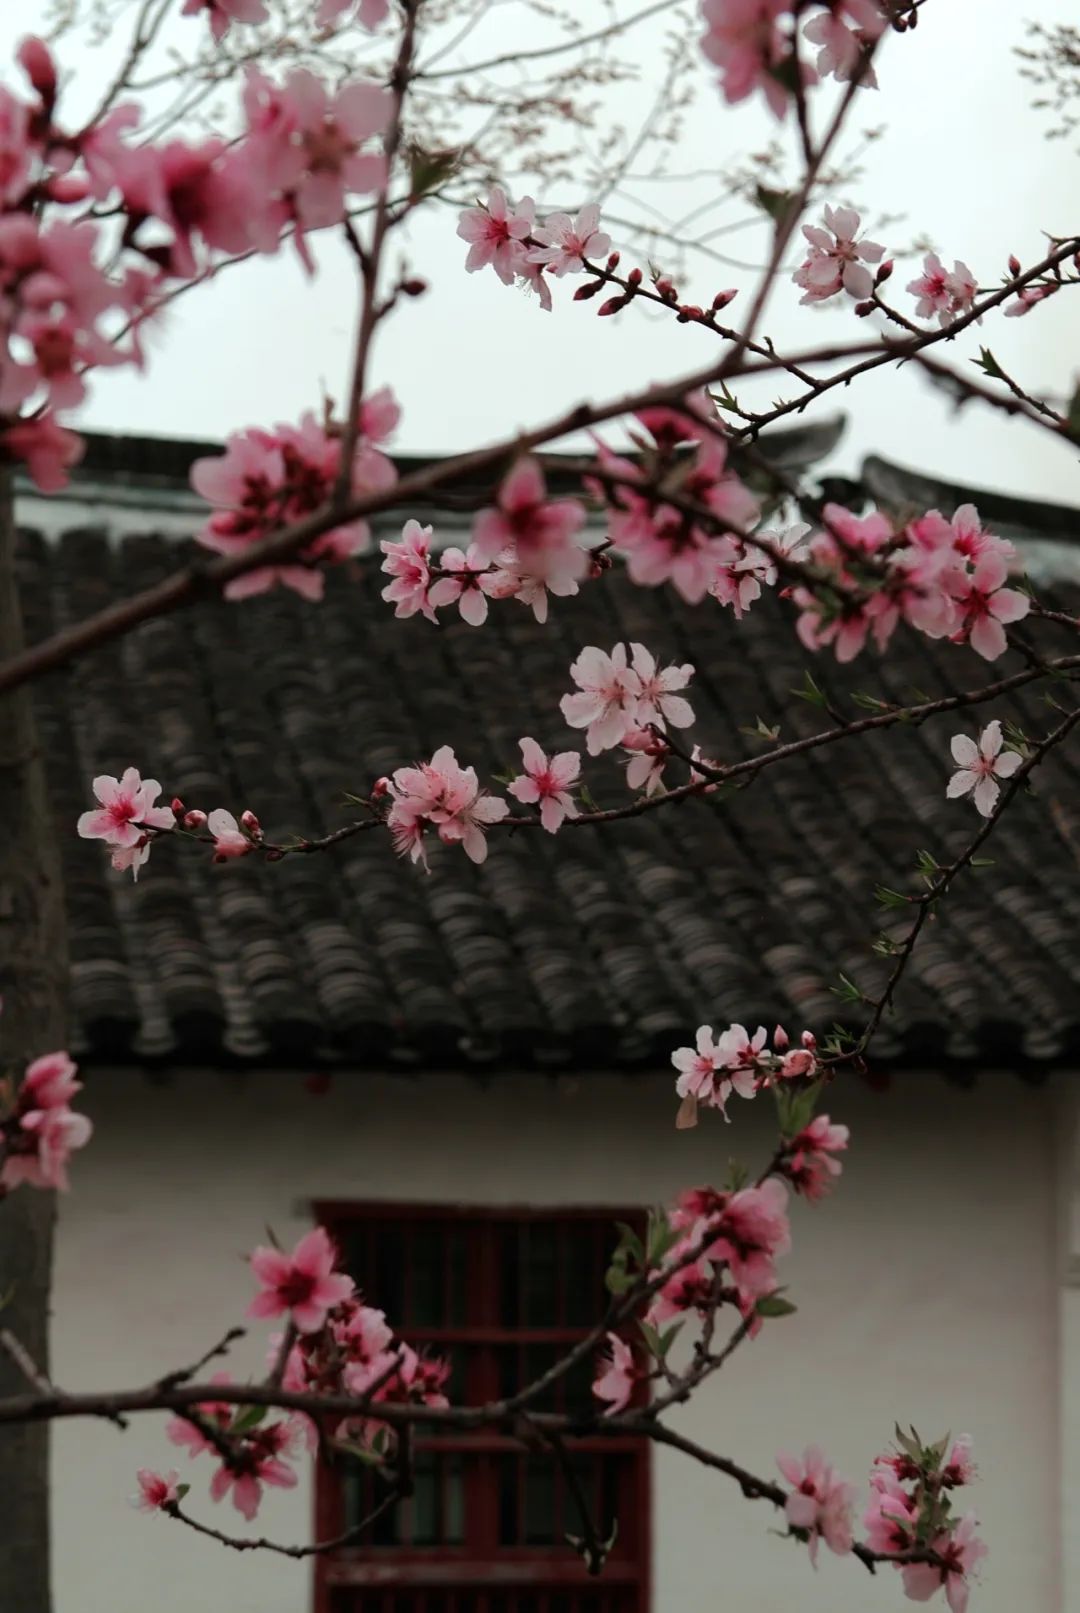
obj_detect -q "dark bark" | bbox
[0,467,67,1613]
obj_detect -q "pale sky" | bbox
[3,1,1080,504]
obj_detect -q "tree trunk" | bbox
[0,466,67,1613]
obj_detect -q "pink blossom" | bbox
[0,1051,92,1194]
[134,1469,181,1513]
[863,1473,918,1554]
[906,253,978,327]
[428,544,504,626]
[210,1420,298,1521]
[699,0,794,120]
[77,768,175,848]
[947,720,1022,818]
[248,1226,354,1333]
[947,548,1030,660]
[180,0,269,41]
[671,1025,761,1122]
[943,1434,977,1488]
[110,840,152,881]
[776,1446,856,1564]
[1,414,84,493]
[166,1374,234,1457]
[901,1513,988,1613]
[781,1115,850,1201]
[528,204,611,276]
[359,386,401,445]
[388,746,509,866]
[471,458,586,573]
[629,644,695,732]
[507,738,580,832]
[559,643,641,754]
[207,810,253,861]
[274,70,391,230]
[793,205,885,303]
[802,1,885,88]
[593,1334,639,1415]
[621,727,669,796]
[381,521,437,622]
[709,1178,791,1298]
[792,503,895,662]
[191,411,390,599]
[646,1248,716,1326]
[457,187,536,284]
[1004,282,1058,318]
[316,0,390,26]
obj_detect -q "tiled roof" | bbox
[17,440,1080,1076]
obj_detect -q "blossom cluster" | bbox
[190,393,398,600]
[0,33,390,489]
[140,1227,448,1523]
[792,500,1030,664]
[181,0,389,44]
[386,745,510,867]
[76,768,268,880]
[0,1050,92,1193]
[457,188,612,310]
[589,394,766,606]
[864,1431,987,1611]
[700,0,888,120]
[672,1022,821,1125]
[381,458,588,627]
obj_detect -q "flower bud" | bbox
[597,295,628,317]
[606,252,621,270]
[17,37,57,106]
[711,288,738,311]
[676,304,703,323]
[372,776,391,798]
[628,267,643,286]
[182,809,207,830]
[1008,254,1022,277]
[240,809,262,838]
[573,279,603,301]
[853,299,875,317]
[402,278,428,297]
[655,276,678,301]
[264,846,285,862]
[773,1024,789,1051]
[170,797,185,818]
[875,259,893,285]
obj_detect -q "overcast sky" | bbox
[3,1,1080,504]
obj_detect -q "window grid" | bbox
[313,1203,650,1613]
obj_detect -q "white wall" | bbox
[52,1068,1060,1613]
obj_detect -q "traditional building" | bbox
[15,428,1079,1613]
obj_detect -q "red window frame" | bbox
[312,1201,651,1613]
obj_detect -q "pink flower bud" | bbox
[853,299,875,317]
[655,276,678,301]
[606,252,620,270]
[801,1030,817,1050]
[372,777,391,798]
[711,288,738,311]
[773,1024,789,1051]
[170,798,186,817]
[597,296,627,316]
[628,267,643,286]
[402,278,428,298]
[875,259,893,284]
[676,304,703,323]
[573,280,603,301]
[1008,254,1021,277]
[240,810,261,837]
[17,37,57,104]
[264,846,285,862]
[182,809,207,830]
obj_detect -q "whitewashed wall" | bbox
[52,1068,1062,1613]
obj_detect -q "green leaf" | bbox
[754,183,799,227]
[645,1209,680,1268]
[724,1158,750,1193]
[791,671,827,708]
[229,1403,268,1435]
[614,1221,645,1267]
[973,347,1007,382]
[739,716,781,743]
[408,145,460,199]
[830,972,863,1004]
[175,1482,190,1502]
[578,783,600,812]
[755,1292,797,1318]
[874,885,910,909]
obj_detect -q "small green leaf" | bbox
[408,145,460,199]
[175,1482,190,1502]
[755,1292,797,1318]
[791,671,827,708]
[874,885,910,909]
[229,1403,268,1435]
[973,347,1007,382]
[754,183,799,226]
